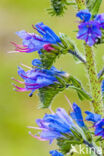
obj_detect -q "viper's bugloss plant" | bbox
[11,0,104,155]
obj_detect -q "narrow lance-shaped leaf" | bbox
[86,0,102,15]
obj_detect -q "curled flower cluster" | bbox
[29,103,85,154]
[76,9,104,46]
[28,102,104,155]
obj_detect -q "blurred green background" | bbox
[0,0,104,156]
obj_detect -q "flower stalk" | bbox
[75,0,86,10]
[75,0,104,155]
[84,45,103,116]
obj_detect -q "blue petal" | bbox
[76,9,91,22]
[16,30,28,39]
[32,59,42,67]
[85,111,101,123]
[35,22,61,43]
[40,130,61,144]
[50,150,64,156]
[17,66,26,79]
[70,103,85,127]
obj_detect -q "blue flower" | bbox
[76,9,91,22]
[77,21,102,46]
[70,103,85,127]
[95,13,104,29]
[13,22,61,53]
[12,60,67,97]
[50,150,64,156]
[94,119,104,138]
[76,10,104,46]
[13,66,59,97]
[35,107,74,143]
[85,111,101,123]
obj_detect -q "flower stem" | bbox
[75,0,86,10]
[84,140,102,156]
[84,45,103,116]
[68,49,86,64]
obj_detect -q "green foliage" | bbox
[48,0,76,16]
[57,138,72,154]
[64,75,92,101]
[60,33,86,63]
[38,82,66,108]
[38,74,91,108]
[57,128,83,154]
[37,34,89,108]
[86,0,102,15]
[39,48,61,69]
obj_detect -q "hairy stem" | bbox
[84,140,102,156]
[68,49,86,64]
[84,45,103,115]
[75,0,86,10]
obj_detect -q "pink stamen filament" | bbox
[12,78,24,84]
[64,95,73,111]
[29,132,48,141]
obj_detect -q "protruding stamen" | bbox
[11,77,24,84]
[29,131,47,141]
[27,126,43,130]
[64,95,73,110]
[49,106,54,114]
[8,51,19,53]
[20,63,32,70]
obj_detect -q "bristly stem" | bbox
[75,0,86,10]
[84,140,102,156]
[75,0,104,155]
[68,49,86,64]
[84,45,103,116]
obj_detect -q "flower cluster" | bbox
[29,103,87,155]
[28,102,104,155]
[11,3,104,155]
[76,9,104,46]
[12,59,66,97]
[12,22,61,53]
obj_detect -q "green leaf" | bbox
[38,81,66,108]
[39,49,60,69]
[48,0,76,16]
[38,73,91,108]
[70,127,83,142]
[57,138,72,154]
[86,0,102,15]
[63,75,92,101]
[60,33,86,64]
